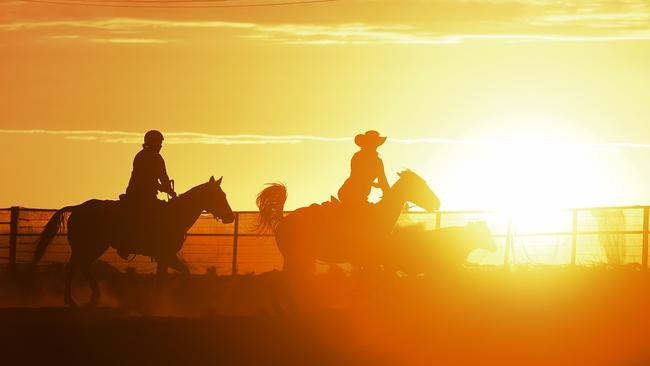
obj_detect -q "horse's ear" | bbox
[209,176,215,183]
[216,176,223,185]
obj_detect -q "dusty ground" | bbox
[2,264,650,365]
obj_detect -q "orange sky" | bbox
[2,0,650,210]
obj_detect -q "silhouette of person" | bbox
[125,130,177,201]
[337,130,390,207]
[118,130,176,259]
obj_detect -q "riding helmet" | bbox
[144,130,164,146]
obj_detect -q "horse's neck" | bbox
[173,189,205,232]
[376,180,408,229]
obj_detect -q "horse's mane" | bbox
[179,181,210,199]
[397,169,425,184]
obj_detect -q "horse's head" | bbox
[204,176,235,224]
[465,221,497,252]
[394,170,441,212]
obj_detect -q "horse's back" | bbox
[65,199,120,248]
[71,199,120,214]
[67,198,174,256]
[276,206,318,246]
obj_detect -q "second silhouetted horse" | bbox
[256,169,440,276]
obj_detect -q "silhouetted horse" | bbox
[257,170,440,276]
[385,222,497,275]
[32,176,234,307]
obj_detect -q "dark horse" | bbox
[386,222,497,276]
[256,170,440,276]
[32,176,234,307]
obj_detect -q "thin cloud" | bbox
[47,34,81,39]
[90,37,167,44]
[2,0,650,45]
[527,11,650,31]
[0,18,257,31]
[0,18,447,44]
[4,14,650,45]
[1,129,650,150]
[0,129,349,145]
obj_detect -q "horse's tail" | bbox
[256,183,287,234]
[32,206,75,265]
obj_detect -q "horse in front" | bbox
[32,176,233,307]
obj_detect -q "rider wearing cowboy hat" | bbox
[338,130,390,206]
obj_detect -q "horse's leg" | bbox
[165,255,190,309]
[156,260,169,289]
[64,249,102,308]
[82,264,100,308]
[77,241,109,308]
[150,260,169,311]
[282,255,315,312]
[167,255,190,286]
[64,259,79,308]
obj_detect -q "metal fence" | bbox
[1,206,648,274]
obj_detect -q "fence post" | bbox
[504,220,513,267]
[571,209,578,266]
[9,206,19,271]
[435,212,441,230]
[642,207,649,271]
[231,212,239,276]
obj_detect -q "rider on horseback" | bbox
[118,130,177,259]
[126,130,177,201]
[338,130,390,207]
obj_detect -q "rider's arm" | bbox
[376,158,390,194]
[157,155,177,197]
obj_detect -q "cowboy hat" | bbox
[354,130,387,148]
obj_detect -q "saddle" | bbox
[321,196,342,209]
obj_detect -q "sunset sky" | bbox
[2,0,650,211]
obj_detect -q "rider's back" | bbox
[126,149,166,199]
[338,150,385,204]
[349,149,384,185]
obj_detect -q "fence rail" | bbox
[1,205,649,274]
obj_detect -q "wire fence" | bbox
[0,206,648,274]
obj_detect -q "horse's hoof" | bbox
[82,301,98,309]
[88,295,100,308]
[65,298,78,308]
